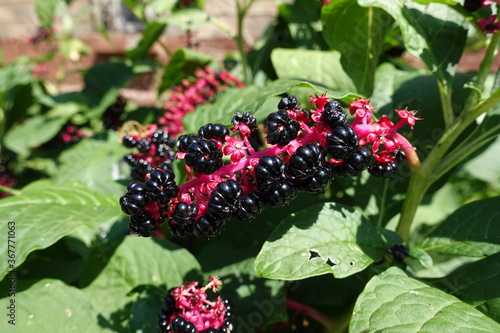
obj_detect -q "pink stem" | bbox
[285,298,331,328]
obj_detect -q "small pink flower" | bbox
[223,135,248,163]
[394,108,422,129]
[478,15,500,34]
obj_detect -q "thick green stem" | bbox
[396,165,429,241]
[396,73,500,241]
[437,80,454,129]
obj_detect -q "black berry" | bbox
[326,124,359,160]
[254,156,286,192]
[266,110,301,146]
[184,140,224,174]
[231,111,257,130]
[198,123,229,142]
[177,135,200,152]
[265,180,298,207]
[322,101,347,129]
[278,94,300,110]
[208,180,243,215]
[234,191,265,221]
[129,212,157,237]
[337,147,372,176]
[463,0,482,12]
[145,167,179,204]
[193,211,230,238]
[287,143,324,179]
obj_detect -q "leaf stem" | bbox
[235,0,254,84]
[377,179,389,228]
[437,80,454,129]
[463,30,500,112]
[285,298,332,329]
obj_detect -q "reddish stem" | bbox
[285,298,331,328]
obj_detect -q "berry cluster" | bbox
[159,68,244,137]
[120,68,243,181]
[158,277,233,333]
[121,124,177,180]
[120,94,419,238]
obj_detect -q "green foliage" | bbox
[350,267,500,332]
[255,202,385,280]
[2,0,500,331]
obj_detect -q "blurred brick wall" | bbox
[0,0,277,101]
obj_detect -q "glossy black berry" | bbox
[231,111,257,130]
[368,161,398,178]
[129,212,157,237]
[463,0,482,12]
[208,180,243,215]
[219,321,233,333]
[326,124,359,160]
[299,164,333,193]
[266,110,301,146]
[193,211,230,238]
[171,316,197,333]
[120,182,147,215]
[287,143,324,179]
[157,143,175,159]
[387,244,410,262]
[169,202,198,237]
[177,135,200,152]
[136,159,153,174]
[254,156,286,192]
[122,135,137,148]
[322,101,347,129]
[234,191,265,221]
[266,180,298,207]
[123,154,137,167]
[394,149,406,163]
[152,129,175,146]
[278,94,300,110]
[198,123,229,142]
[337,147,372,176]
[136,138,151,153]
[184,140,223,174]
[145,168,179,204]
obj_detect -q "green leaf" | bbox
[52,134,128,195]
[82,60,137,106]
[412,0,459,4]
[3,103,79,155]
[462,136,500,184]
[0,180,121,280]
[208,258,288,328]
[418,197,500,257]
[158,48,214,93]
[358,0,467,90]
[84,236,201,332]
[431,252,500,323]
[255,202,385,280]
[126,21,166,63]
[5,279,101,332]
[321,0,393,96]
[271,48,356,92]
[35,0,61,28]
[350,267,500,332]
[287,0,328,50]
[162,8,209,30]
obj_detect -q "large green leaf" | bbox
[431,252,500,323]
[3,101,80,155]
[271,48,356,92]
[358,0,467,90]
[2,279,101,332]
[52,134,128,195]
[0,180,121,280]
[350,267,500,332]
[287,0,328,50]
[322,0,393,96]
[418,197,500,257]
[126,21,166,63]
[83,236,201,332]
[254,202,386,280]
